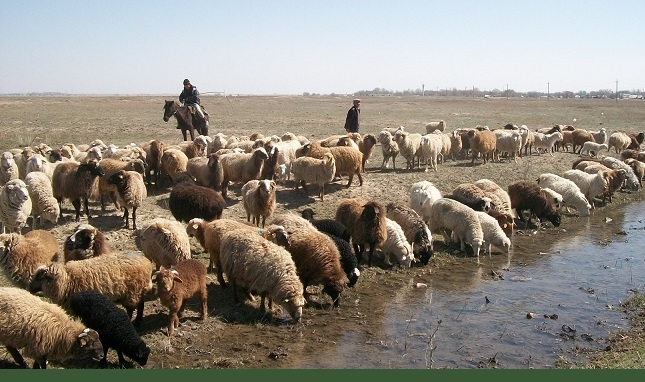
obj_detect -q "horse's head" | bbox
[163,100,177,122]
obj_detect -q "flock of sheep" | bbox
[0,117,644,369]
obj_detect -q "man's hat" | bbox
[183,79,191,85]
[353,98,361,103]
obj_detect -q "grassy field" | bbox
[1,95,645,369]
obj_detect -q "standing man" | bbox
[179,79,209,128]
[344,98,361,133]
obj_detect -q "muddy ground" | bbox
[1,96,644,369]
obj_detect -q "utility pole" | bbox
[616,79,619,103]
[506,83,509,99]
[547,82,550,100]
[422,84,425,97]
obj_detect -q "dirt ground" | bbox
[1,96,644,369]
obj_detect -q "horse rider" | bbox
[179,79,209,128]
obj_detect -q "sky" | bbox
[1,0,644,95]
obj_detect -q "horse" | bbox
[163,100,209,141]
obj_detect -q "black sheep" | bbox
[326,234,360,287]
[301,208,351,242]
[169,172,225,222]
[69,290,150,368]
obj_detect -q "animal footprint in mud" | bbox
[543,314,558,320]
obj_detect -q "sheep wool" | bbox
[0,230,60,288]
[136,218,191,271]
[0,179,32,233]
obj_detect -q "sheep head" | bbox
[153,269,182,293]
[72,328,104,364]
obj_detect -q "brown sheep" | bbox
[508,181,561,228]
[358,134,377,172]
[619,149,645,162]
[0,230,60,288]
[571,129,595,154]
[468,129,497,165]
[301,143,363,187]
[627,132,645,150]
[335,198,387,267]
[63,224,110,262]
[52,159,105,222]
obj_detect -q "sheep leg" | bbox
[168,312,178,336]
[230,278,240,303]
[134,299,145,327]
[345,173,354,187]
[323,285,341,308]
[200,290,208,320]
[33,357,47,369]
[319,183,324,201]
[83,197,92,219]
[300,180,308,195]
[117,350,127,367]
[356,170,363,186]
[6,346,28,368]
[217,268,227,288]
[123,207,130,229]
[132,207,137,230]
[100,349,109,368]
[260,294,267,314]
[367,243,376,267]
[72,198,82,222]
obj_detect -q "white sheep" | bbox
[1,152,20,186]
[393,130,423,170]
[24,153,55,180]
[536,173,592,216]
[217,147,269,198]
[608,132,631,153]
[207,133,228,155]
[579,142,609,157]
[0,286,103,369]
[105,170,147,230]
[24,171,59,228]
[241,179,277,228]
[379,218,414,268]
[493,130,523,162]
[590,127,608,145]
[475,211,511,257]
[562,169,608,208]
[600,156,641,191]
[290,152,336,201]
[419,133,443,172]
[409,180,443,224]
[427,198,484,262]
[0,179,32,233]
[136,218,191,271]
[532,131,563,156]
[377,130,400,169]
[540,187,564,210]
[425,120,446,133]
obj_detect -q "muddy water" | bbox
[290,197,645,369]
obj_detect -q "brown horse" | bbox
[163,100,209,141]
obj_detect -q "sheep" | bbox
[540,187,564,210]
[105,144,147,162]
[221,228,305,320]
[425,120,446,133]
[473,178,515,218]
[532,131,563,156]
[186,154,221,189]
[590,127,608,145]
[74,146,103,164]
[0,230,60,288]
[262,217,347,307]
[0,286,103,369]
[600,156,641,191]
[627,132,645,150]
[608,132,632,154]
[624,158,645,187]
[493,129,522,162]
[619,149,645,162]
[336,135,360,151]
[301,207,351,242]
[168,173,226,223]
[106,170,147,230]
[447,130,463,161]
[22,171,58,229]
[518,125,535,156]
[136,218,191,271]
[409,180,443,224]
[185,218,257,285]
[562,169,608,208]
[179,135,210,159]
[393,130,423,170]
[69,290,150,367]
[444,193,492,212]
[468,129,497,164]
[450,183,493,212]
[508,180,563,227]
[476,211,511,257]
[241,179,277,228]
[290,152,336,201]
[97,157,146,211]
[325,234,360,287]
[13,147,35,180]
[256,138,302,178]
[207,133,228,154]
[141,139,166,188]
[52,159,105,222]
[533,174,590,218]
[24,153,55,179]
[358,134,377,172]
[0,179,32,233]
[377,130,400,169]
[152,259,208,336]
[28,253,154,326]
[160,148,189,183]
[300,143,363,187]
[0,151,19,187]
[217,147,269,198]
[385,202,434,265]
[259,144,280,181]
[419,133,443,172]
[335,198,387,267]
[571,129,595,154]
[318,133,361,148]
[63,223,110,262]
[427,198,484,261]
[379,218,414,268]
[579,142,609,157]
[281,132,310,146]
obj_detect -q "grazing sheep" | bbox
[220,228,305,320]
[290,152,336,201]
[358,134,377,172]
[624,158,645,187]
[509,180,563,225]
[409,180,443,224]
[262,218,347,307]
[468,129,497,165]
[152,259,208,336]
[536,174,592,217]
[69,291,150,367]
[29,254,154,326]
[52,159,105,222]
[540,187,564,210]
[0,286,103,369]
[301,207,351,242]
[335,198,387,267]
[217,147,269,198]
[579,142,609,157]
[241,179,277,228]
[0,179,32,233]
[0,151,19,186]
[385,202,434,265]
[136,218,191,271]
[562,169,608,208]
[619,149,645,162]
[301,143,363,187]
[325,234,360,287]
[473,178,515,218]
[377,130,400,169]
[476,211,511,257]
[379,218,414,268]
[24,171,59,228]
[63,224,110,262]
[608,132,632,154]
[185,218,257,285]
[0,230,60,288]
[169,173,226,223]
[600,156,641,191]
[106,170,147,230]
[427,198,484,261]
[450,183,493,212]
[425,120,446,133]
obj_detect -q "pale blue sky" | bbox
[1,1,643,95]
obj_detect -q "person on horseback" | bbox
[179,79,209,128]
